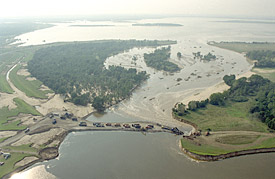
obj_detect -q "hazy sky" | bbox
[1,0,275,18]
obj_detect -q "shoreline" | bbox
[2,122,178,179]
[180,141,275,161]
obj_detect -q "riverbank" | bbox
[182,144,275,162]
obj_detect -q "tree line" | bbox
[246,50,275,68]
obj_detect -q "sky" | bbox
[0,0,275,18]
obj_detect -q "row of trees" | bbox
[173,99,209,116]
[144,46,181,72]
[28,40,172,111]
[246,50,275,68]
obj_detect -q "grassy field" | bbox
[3,144,38,153]
[181,138,232,156]
[179,101,268,132]
[0,137,9,143]
[252,68,275,82]
[215,135,260,145]
[210,42,275,53]
[0,152,34,178]
[0,98,41,131]
[0,75,14,94]
[10,65,53,99]
[177,101,274,157]
[181,134,275,156]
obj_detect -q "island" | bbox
[70,25,115,27]
[132,23,183,27]
[144,46,181,72]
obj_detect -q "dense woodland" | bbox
[193,52,217,61]
[28,40,174,111]
[174,74,275,130]
[144,46,181,72]
[246,50,275,68]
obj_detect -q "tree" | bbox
[223,74,236,86]
[177,52,182,59]
[209,92,225,106]
[92,96,105,112]
[188,101,199,111]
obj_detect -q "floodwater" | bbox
[9,17,275,179]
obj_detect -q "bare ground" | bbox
[15,156,39,167]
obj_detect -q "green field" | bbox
[181,135,275,156]
[215,135,260,145]
[9,65,53,99]
[3,144,38,153]
[0,137,9,143]
[0,75,14,93]
[252,68,275,82]
[178,101,268,132]
[0,98,41,131]
[0,152,34,178]
[210,42,275,53]
[181,138,232,156]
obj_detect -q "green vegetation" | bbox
[28,40,175,111]
[181,134,275,156]
[10,65,53,99]
[181,139,231,156]
[215,135,260,145]
[144,46,180,72]
[209,42,275,53]
[175,74,275,157]
[174,74,275,132]
[193,52,216,61]
[246,50,275,68]
[0,152,34,178]
[0,98,41,131]
[250,137,275,149]
[0,75,13,93]
[176,101,268,132]
[132,23,183,27]
[252,68,275,82]
[0,137,9,143]
[3,144,37,153]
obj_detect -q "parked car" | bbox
[79,122,87,126]
[24,128,30,133]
